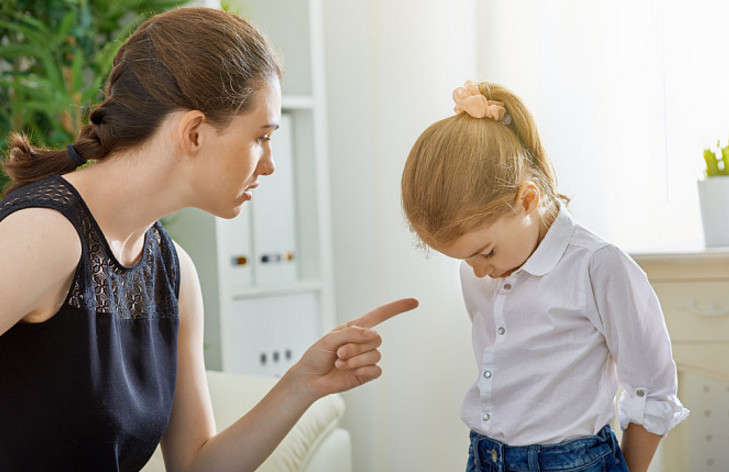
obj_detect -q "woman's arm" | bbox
[0,208,80,336]
[621,422,661,472]
[162,243,417,472]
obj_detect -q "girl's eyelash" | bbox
[482,250,495,258]
[257,135,271,143]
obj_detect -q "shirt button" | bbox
[483,413,491,421]
[637,389,646,397]
[503,283,512,290]
[483,370,492,379]
[497,327,505,335]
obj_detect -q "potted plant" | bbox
[0,0,184,194]
[698,141,729,247]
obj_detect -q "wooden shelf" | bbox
[232,279,323,300]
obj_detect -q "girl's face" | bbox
[437,187,544,278]
[191,77,282,218]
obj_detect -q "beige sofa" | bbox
[142,370,353,472]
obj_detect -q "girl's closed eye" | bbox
[482,249,495,258]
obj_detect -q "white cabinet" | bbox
[632,249,729,472]
[167,0,334,375]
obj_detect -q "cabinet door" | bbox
[251,113,299,286]
[652,281,729,342]
[223,292,320,376]
[217,209,254,291]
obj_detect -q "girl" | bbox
[401,80,688,472]
[0,8,417,471]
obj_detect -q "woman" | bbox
[0,7,417,471]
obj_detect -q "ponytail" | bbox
[477,82,570,213]
[402,80,568,248]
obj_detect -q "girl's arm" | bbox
[587,245,688,470]
[161,242,416,472]
[620,422,661,472]
[0,208,81,336]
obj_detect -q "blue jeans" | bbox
[466,425,629,472]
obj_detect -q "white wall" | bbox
[477,0,729,252]
[322,1,478,470]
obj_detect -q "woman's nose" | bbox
[257,149,275,176]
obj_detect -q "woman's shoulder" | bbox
[0,206,82,266]
[0,206,82,331]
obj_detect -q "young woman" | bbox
[0,8,417,471]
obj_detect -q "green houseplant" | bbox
[698,141,729,247]
[703,142,729,177]
[0,0,185,192]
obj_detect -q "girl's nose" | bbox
[467,258,491,278]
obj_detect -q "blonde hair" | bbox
[401,81,568,248]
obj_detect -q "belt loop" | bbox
[471,433,482,469]
[528,445,540,471]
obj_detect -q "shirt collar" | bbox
[517,205,575,277]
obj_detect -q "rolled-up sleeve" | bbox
[588,245,689,436]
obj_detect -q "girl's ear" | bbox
[516,181,540,215]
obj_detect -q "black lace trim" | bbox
[0,176,179,319]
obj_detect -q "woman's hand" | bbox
[292,298,419,400]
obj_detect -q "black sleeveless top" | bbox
[0,175,180,471]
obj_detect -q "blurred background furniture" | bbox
[632,249,729,472]
[141,370,352,472]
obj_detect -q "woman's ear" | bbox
[177,110,207,156]
[515,181,540,215]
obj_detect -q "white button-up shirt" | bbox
[460,207,689,445]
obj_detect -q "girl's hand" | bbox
[292,298,419,400]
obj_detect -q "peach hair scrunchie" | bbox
[452,80,512,124]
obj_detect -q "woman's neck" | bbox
[62,148,186,266]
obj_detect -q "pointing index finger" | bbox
[343,298,419,329]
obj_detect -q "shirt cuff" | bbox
[618,387,690,436]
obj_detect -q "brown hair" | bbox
[401,81,569,249]
[2,7,282,196]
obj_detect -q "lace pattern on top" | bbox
[0,176,179,320]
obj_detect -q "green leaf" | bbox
[0,16,52,47]
[71,49,84,93]
[721,144,729,176]
[56,11,77,43]
[704,148,721,177]
[0,43,49,59]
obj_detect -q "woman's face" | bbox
[192,77,282,218]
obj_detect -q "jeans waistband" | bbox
[470,425,617,472]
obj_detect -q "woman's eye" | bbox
[257,135,271,144]
[482,250,495,258]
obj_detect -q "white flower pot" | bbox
[697,176,729,247]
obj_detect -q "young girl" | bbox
[0,8,417,471]
[401,80,688,472]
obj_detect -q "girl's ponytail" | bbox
[402,80,568,248]
[477,82,569,216]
